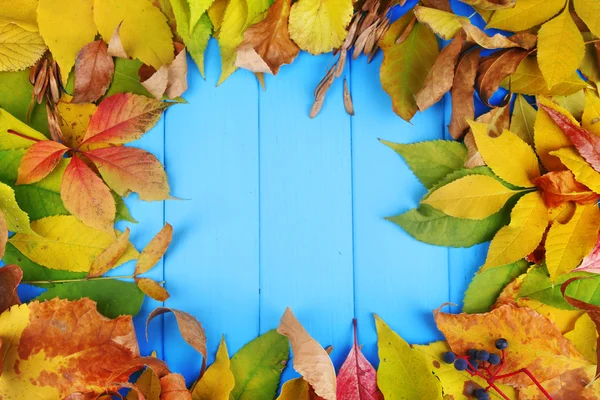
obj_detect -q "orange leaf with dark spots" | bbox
[61,155,116,233]
[0,265,22,314]
[85,146,171,201]
[135,223,173,275]
[16,140,69,185]
[79,93,171,149]
[88,228,132,278]
[72,40,115,104]
[534,170,600,208]
[135,277,170,302]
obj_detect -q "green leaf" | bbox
[375,315,443,400]
[518,265,600,310]
[105,58,152,98]
[463,259,530,313]
[0,181,34,234]
[36,279,145,318]
[381,139,467,189]
[424,166,519,198]
[230,329,289,400]
[0,70,48,135]
[171,0,213,77]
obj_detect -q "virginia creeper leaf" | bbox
[57,96,97,148]
[73,40,115,103]
[16,140,69,185]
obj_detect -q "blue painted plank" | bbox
[258,52,355,378]
[163,41,260,384]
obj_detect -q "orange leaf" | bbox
[160,373,192,400]
[534,170,600,208]
[61,155,116,233]
[88,228,132,278]
[72,40,115,104]
[85,146,171,200]
[135,223,173,275]
[0,265,22,314]
[16,140,69,185]
[135,277,170,302]
[79,93,171,149]
[0,298,139,398]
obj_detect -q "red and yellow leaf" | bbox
[135,223,173,275]
[16,140,69,185]
[534,170,600,208]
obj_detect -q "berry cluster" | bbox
[441,339,552,400]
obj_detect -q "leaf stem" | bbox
[7,129,40,142]
[23,275,135,284]
[496,368,553,399]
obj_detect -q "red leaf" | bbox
[336,320,383,400]
[85,146,170,200]
[0,265,22,314]
[539,103,600,173]
[575,232,600,273]
[533,170,600,208]
[16,140,69,185]
[72,40,115,104]
[61,155,116,233]
[79,93,171,149]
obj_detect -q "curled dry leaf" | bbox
[140,65,169,99]
[476,48,529,106]
[135,277,170,302]
[108,22,128,59]
[449,49,479,139]
[421,0,453,12]
[135,222,173,275]
[0,265,22,314]
[160,373,192,400]
[236,0,299,75]
[460,21,535,50]
[73,40,115,103]
[534,170,600,208]
[343,78,354,116]
[277,307,337,400]
[88,228,132,278]
[165,43,188,99]
[147,307,208,374]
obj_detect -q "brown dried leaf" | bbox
[422,0,453,12]
[0,265,22,314]
[475,48,528,105]
[460,20,531,49]
[108,22,128,59]
[135,223,173,275]
[277,307,336,400]
[463,131,486,168]
[449,49,480,139]
[140,65,169,99]
[464,105,511,168]
[160,373,192,400]
[88,228,132,278]
[394,15,416,45]
[343,78,354,116]
[135,278,170,301]
[165,43,188,99]
[73,40,115,103]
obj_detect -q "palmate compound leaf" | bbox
[380,12,439,121]
[230,329,289,400]
[0,23,46,72]
[375,315,442,399]
[277,308,336,400]
[9,215,138,273]
[434,304,590,387]
[16,140,69,185]
[0,298,140,398]
[191,336,235,400]
[486,0,566,32]
[37,0,97,76]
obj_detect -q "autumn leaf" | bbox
[464,105,510,168]
[461,21,536,50]
[160,373,192,399]
[37,0,97,76]
[191,336,235,400]
[0,264,22,314]
[518,366,600,399]
[72,40,114,103]
[459,0,515,9]
[277,377,325,399]
[380,12,439,121]
[375,315,442,399]
[487,0,566,32]
[565,313,598,363]
[170,1,212,77]
[336,319,382,400]
[57,95,97,149]
[434,304,589,387]
[277,307,336,400]
[88,228,132,278]
[16,140,69,184]
[583,90,600,136]
[510,94,536,145]
[534,170,600,208]
[476,49,529,106]
[288,0,353,55]
[534,97,575,171]
[9,215,138,272]
[414,6,468,40]
[0,180,35,234]
[449,49,479,139]
[0,0,38,32]
[552,147,600,194]
[166,43,188,99]
[0,298,140,398]
[236,0,299,75]
[573,0,600,38]
[128,365,161,400]
[106,59,153,98]
[0,108,48,149]
[0,24,46,72]
[215,0,248,84]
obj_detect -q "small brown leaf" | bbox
[72,40,115,103]
[165,43,188,99]
[449,49,480,139]
[108,22,128,59]
[343,78,354,116]
[88,228,132,278]
[476,48,529,105]
[160,373,192,400]
[463,131,485,168]
[460,21,533,50]
[463,105,510,168]
[395,15,416,45]
[135,223,173,276]
[422,0,453,12]
[0,265,22,314]
[136,278,170,302]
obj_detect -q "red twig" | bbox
[496,368,553,399]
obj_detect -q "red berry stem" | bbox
[485,381,511,400]
[495,368,553,400]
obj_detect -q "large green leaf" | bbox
[382,140,467,189]
[0,70,48,135]
[36,279,145,318]
[463,260,530,313]
[230,329,289,400]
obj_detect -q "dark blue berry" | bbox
[454,358,468,371]
[443,351,456,364]
[470,360,479,370]
[488,353,501,365]
[476,350,489,361]
[474,388,489,400]
[495,338,508,350]
[467,348,478,358]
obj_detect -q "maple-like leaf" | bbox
[0,298,139,398]
[16,140,69,185]
[72,40,115,103]
[135,223,173,275]
[336,320,383,400]
[434,304,590,387]
[277,307,336,400]
[449,49,479,139]
[0,264,21,314]
[534,170,600,208]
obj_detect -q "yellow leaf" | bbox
[574,0,600,37]
[94,0,174,69]
[487,0,566,32]
[37,0,96,76]
[208,0,228,33]
[423,175,520,220]
[192,336,235,400]
[415,341,517,400]
[375,315,443,400]
[380,14,439,121]
[0,24,46,72]
[9,215,138,272]
[581,43,600,87]
[0,0,38,32]
[510,94,536,145]
[515,298,583,333]
[534,96,577,171]
[552,147,600,193]
[276,378,312,400]
[483,192,549,271]
[552,90,586,121]
[583,90,600,136]
[0,109,48,149]
[56,96,97,149]
[470,120,540,188]
[0,181,35,234]
[127,365,161,400]
[537,9,585,89]
[565,313,598,363]
[216,0,247,84]
[288,0,353,55]
[414,6,468,40]
[546,204,600,281]
[519,366,600,399]
[504,55,587,96]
